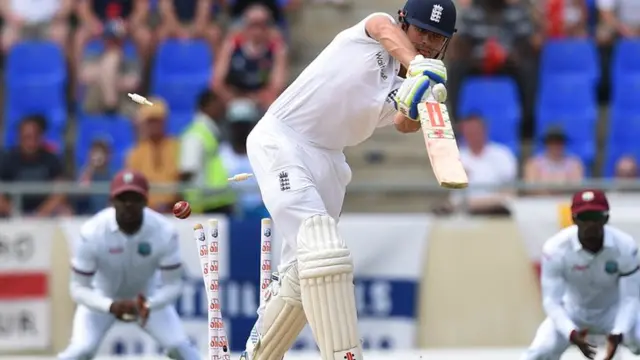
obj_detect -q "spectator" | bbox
[524,127,584,195]
[76,139,113,214]
[212,4,288,110]
[179,91,236,215]
[448,0,537,127]
[447,115,517,216]
[220,99,268,218]
[596,0,640,43]
[615,155,638,178]
[543,0,589,38]
[80,17,141,115]
[126,97,180,213]
[224,0,287,25]
[73,0,152,73]
[1,0,72,53]
[156,0,222,52]
[0,115,72,217]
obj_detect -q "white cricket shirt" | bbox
[71,208,182,301]
[267,13,404,150]
[541,225,640,337]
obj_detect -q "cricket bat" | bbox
[418,101,469,189]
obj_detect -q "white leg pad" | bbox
[297,215,362,360]
[245,263,307,360]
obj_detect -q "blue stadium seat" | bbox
[152,39,212,113]
[458,76,521,153]
[536,77,597,163]
[608,100,640,142]
[5,41,67,129]
[153,81,206,113]
[6,41,66,86]
[611,39,640,80]
[83,38,138,60]
[540,39,599,85]
[76,115,136,172]
[167,111,195,136]
[612,76,640,109]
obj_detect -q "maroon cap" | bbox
[110,170,149,199]
[571,189,609,214]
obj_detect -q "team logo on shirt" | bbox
[279,171,290,191]
[604,260,618,274]
[137,242,152,256]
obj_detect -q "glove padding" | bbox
[407,55,447,84]
[395,78,448,120]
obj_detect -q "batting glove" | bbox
[394,74,432,120]
[407,55,447,85]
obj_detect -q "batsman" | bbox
[242,1,457,360]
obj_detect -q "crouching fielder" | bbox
[241,1,457,360]
[523,190,640,360]
[58,170,200,360]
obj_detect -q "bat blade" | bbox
[418,102,469,189]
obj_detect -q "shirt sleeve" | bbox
[612,243,640,334]
[500,148,518,183]
[349,12,396,44]
[71,235,97,275]
[541,249,578,338]
[159,231,182,269]
[179,133,204,174]
[147,231,184,309]
[69,236,113,313]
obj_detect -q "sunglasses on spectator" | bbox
[575,211,608,222]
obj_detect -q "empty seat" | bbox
[458,76,521,153]
[152,39,212,114]
[540,39,599,85]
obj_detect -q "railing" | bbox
[1,179,638,216]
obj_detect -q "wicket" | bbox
[193,218,273,359]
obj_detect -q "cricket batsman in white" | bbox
[522,190,640,360]
[58,170,201,360]
[242,0,457,359]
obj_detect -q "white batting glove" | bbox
[407,55,447,85]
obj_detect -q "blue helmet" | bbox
[400,0,457,38]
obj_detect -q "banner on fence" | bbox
[0,220,54,351]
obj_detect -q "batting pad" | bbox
[297,215,362,360]
[248,264,307,360]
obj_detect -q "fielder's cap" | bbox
[110,170,149,199]
[401,0,457,38]
[227,99,260,123]
[571,189,609,214]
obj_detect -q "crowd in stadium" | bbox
[0,0,638,218]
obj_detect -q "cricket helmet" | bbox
[400,0,457,38]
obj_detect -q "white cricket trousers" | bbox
[246,114,352,267]
[58,304,190,359]
[522,308,640,360]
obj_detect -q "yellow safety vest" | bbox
[182,121,236,212]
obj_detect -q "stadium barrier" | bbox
[2,194,640,357]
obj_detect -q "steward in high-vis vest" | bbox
[179,90,236,214]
